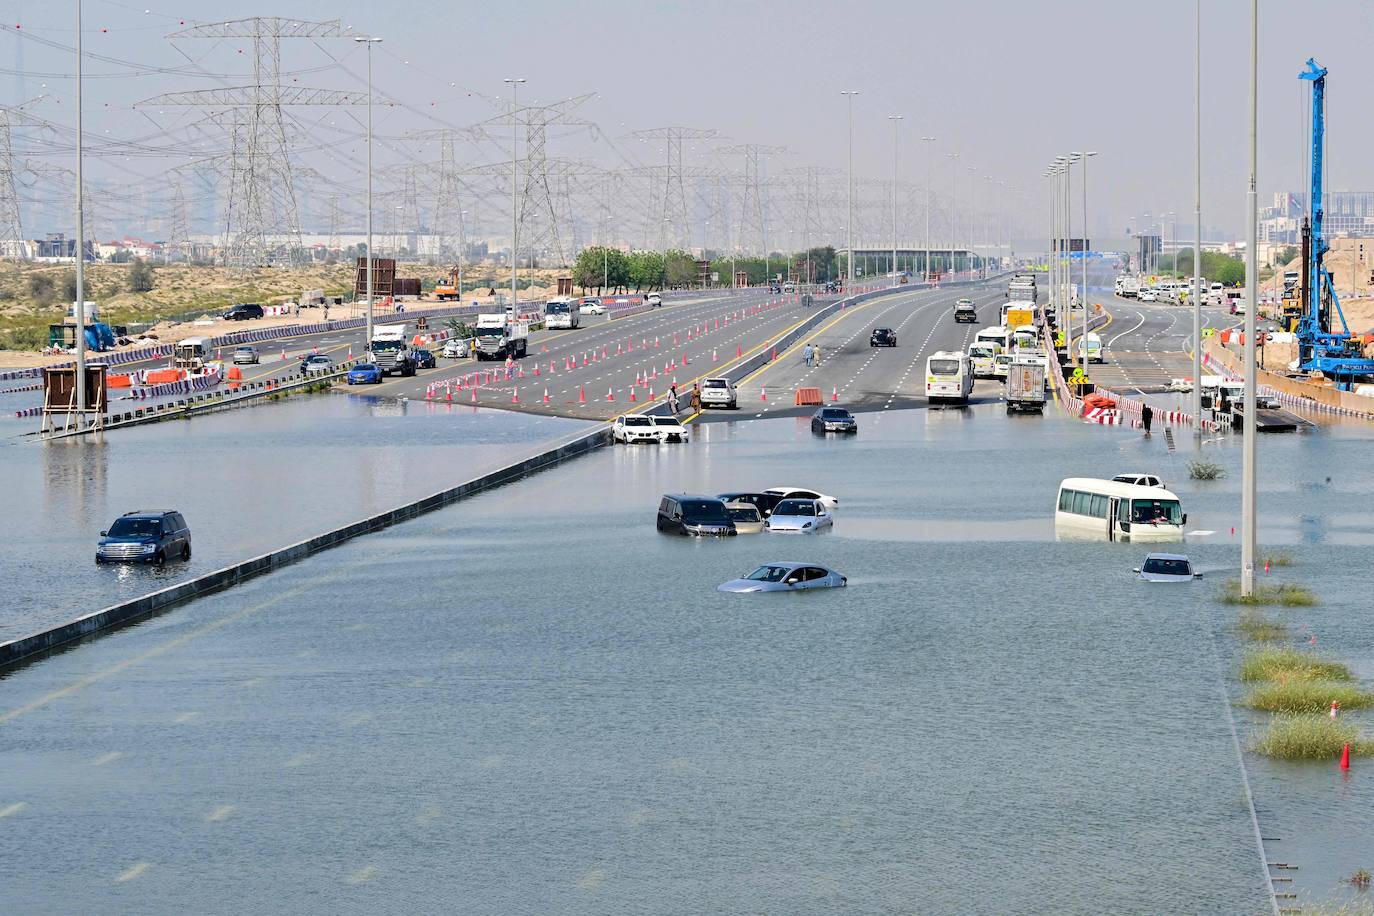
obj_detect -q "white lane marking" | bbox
[116,862,150,883]
[175,711,201,724]
[283,752,315,768]
[1107,310,1146,349]
[344,865,379,886]
[91,751,123,767]
[0,802,26,818]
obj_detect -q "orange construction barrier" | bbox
[794,387,823,406]
[227,366,243,380]
[144,368,186,384]
[107,373,132,388]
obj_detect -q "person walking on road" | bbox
[668,387,681,414]
[1141,403,1154,434]
[689,384,702,414]
[803,343,815,367]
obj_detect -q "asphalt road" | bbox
[1089,294,1236,393]
[694,280,1011,422]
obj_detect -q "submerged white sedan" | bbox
[764,498,833,532]
[718,563,847,593]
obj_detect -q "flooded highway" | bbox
[3,402,1370,912]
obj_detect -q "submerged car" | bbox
[717,491,785,518]
[656,494,736,537]
[764,486,838,510]
[613,414,659,444]
[96,510,191,565]
[723,502,765,534]
[811,407,857,434]
[347,362,383,385]
[650,415,690,443]
[717,563,847,592]
[764,498,833,532]
[1135,553,1200,582]
[1112,473,1167,490]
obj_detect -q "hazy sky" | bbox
[8,0,1374,244]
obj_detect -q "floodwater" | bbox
[1,401,1371,913]
[0,393,596,635]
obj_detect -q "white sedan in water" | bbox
[764,486,838,509]
[764,498,833,532]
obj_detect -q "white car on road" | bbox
[612,414,659,444]
[764,487,838,510]
[764,498,834,532]
[579,297,606,315]
[699,377,737,409]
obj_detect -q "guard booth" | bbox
[41,363,108,437]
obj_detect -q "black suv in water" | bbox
[870,327,897,347]
[224,303,265,321]
[656,495,737,537]
[96,510,192,564]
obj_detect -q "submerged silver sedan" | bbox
[717,563,847,593]
[1135,553,1200,583]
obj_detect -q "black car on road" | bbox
[811,407,858,435]
[870,327,897,347]
[96,510,192,564]
[224,303,265,321]
[411,348,437,370]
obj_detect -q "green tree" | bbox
[127,257,155,293]
[663,249,698,288]
[627,251,665,291]
[1272,245,1298,267]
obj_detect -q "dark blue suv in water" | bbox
[95,511,192,565]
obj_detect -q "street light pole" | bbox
[889,115,902,284]
[948,153,959,279]
[355,36,381,349]
[505,78,526,314]
[1241,0,1258,596]
[922,137,935,282]
[841,90,860,284]
[75,0,86,416]
[968,166,977,280]
[1078,152,1097,374]
[458,209,467,305]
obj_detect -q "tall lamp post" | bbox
[1076,152,1098,371]
[458,209,467,305]
[1192,0,1204,434]
[921,136,935,282]
[888,115,902,283]
[841,90,860,284]
[354,35,382,348]
[75,0,86,416]
[947,153,960,278]
[504,78,526,313]
[1241,0,1258,596]
[968,166,978,280]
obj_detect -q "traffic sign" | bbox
[1068,367,1089,385]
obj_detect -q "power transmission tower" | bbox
[0,96,46,259]
[140,18,371,268]
[327,195,341,253]
[719,144,786,256]
[167,179,191,262]
[407,126,489,263]
[628,127,719,250]
[474,93,595,267]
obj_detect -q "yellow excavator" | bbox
[434,267,461,300]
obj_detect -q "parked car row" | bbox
[612,414,690,443]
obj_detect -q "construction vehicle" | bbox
[434,267,462,301]
[1293,58,1374,387]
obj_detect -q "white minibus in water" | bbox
[1055,477,1186,542]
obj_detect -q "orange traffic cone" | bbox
[629,388,637,402]
[606,387,615,402]
[543,387,550,403]
[737,343,742,358]
[712,349,718,362]
[832,387,838,402]
[761,387,767,402]
[578,385,586,403]
[1341,743,1351,770]
[512,388,519,403]
[772,347,778,361]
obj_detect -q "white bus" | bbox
[926,350,974,404]
[544,296,580,329]
[968,343,999,378]
[1055,477,1186,543]
[975,325,1012,354]
[1011,325,1038,352]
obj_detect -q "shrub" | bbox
[1234,610,1288,643]
[1220,580,1317,607]
[1251,713,1370,760]
[26,272,55,305]
[1263,551,1296,568]
[1239,647,1352,683]
[1244,680,1374,714]
[1188,459,1225,480]
[127,258,155,293]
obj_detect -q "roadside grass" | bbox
[1243,679,1374,714]
[1219,579,1317,607]
[1262,551,1296,567]
[1250,713,1372,760]
[1234,610,1289,643]
[1239,647,1353,683]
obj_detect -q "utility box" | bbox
[557,276,574,296]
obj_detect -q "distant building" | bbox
[1261,190,1374,244]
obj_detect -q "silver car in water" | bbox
[1135,553,1200,583]
[718,563,847,593]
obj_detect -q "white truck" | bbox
[369,323,416,376]
[473,313,529,361]
[1006,356,1047,414]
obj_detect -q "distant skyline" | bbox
[8,0,1374,249]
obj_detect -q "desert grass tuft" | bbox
[1250,713,1372,760]
[1219,579,1317,607]
[1234,610,1289,643]
[1239,647,1353,683]
[1243,680,1374,714]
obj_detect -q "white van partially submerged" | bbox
[1055,477,1186,543]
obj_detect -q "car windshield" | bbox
[727,506,760,521]
[969,346,993,358]
[108,517,161,537]
[353,363,378,371]
[746,565,791,582]
[774,499,816,517]
[929,359,960,375]
[1131,499,1183,525]
[821,409,850,419]
[547,302,570,313]
[681,500,729,522]
[371,340,403,352]
[235,347,254,352]
[650,417,682,427]
[1142,557,1191,576]
[474,327,504,338]
[703,379,728,388]
[623,417,652,426]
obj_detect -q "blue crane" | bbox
[1296,58,1374,387]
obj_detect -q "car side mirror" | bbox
[1132,568,1140,574]
[1182,513,1188,525]
[785,578,799,585]
[1194,572,1204,579]
[100,530,108,537]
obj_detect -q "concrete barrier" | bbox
[0,424,612,669]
